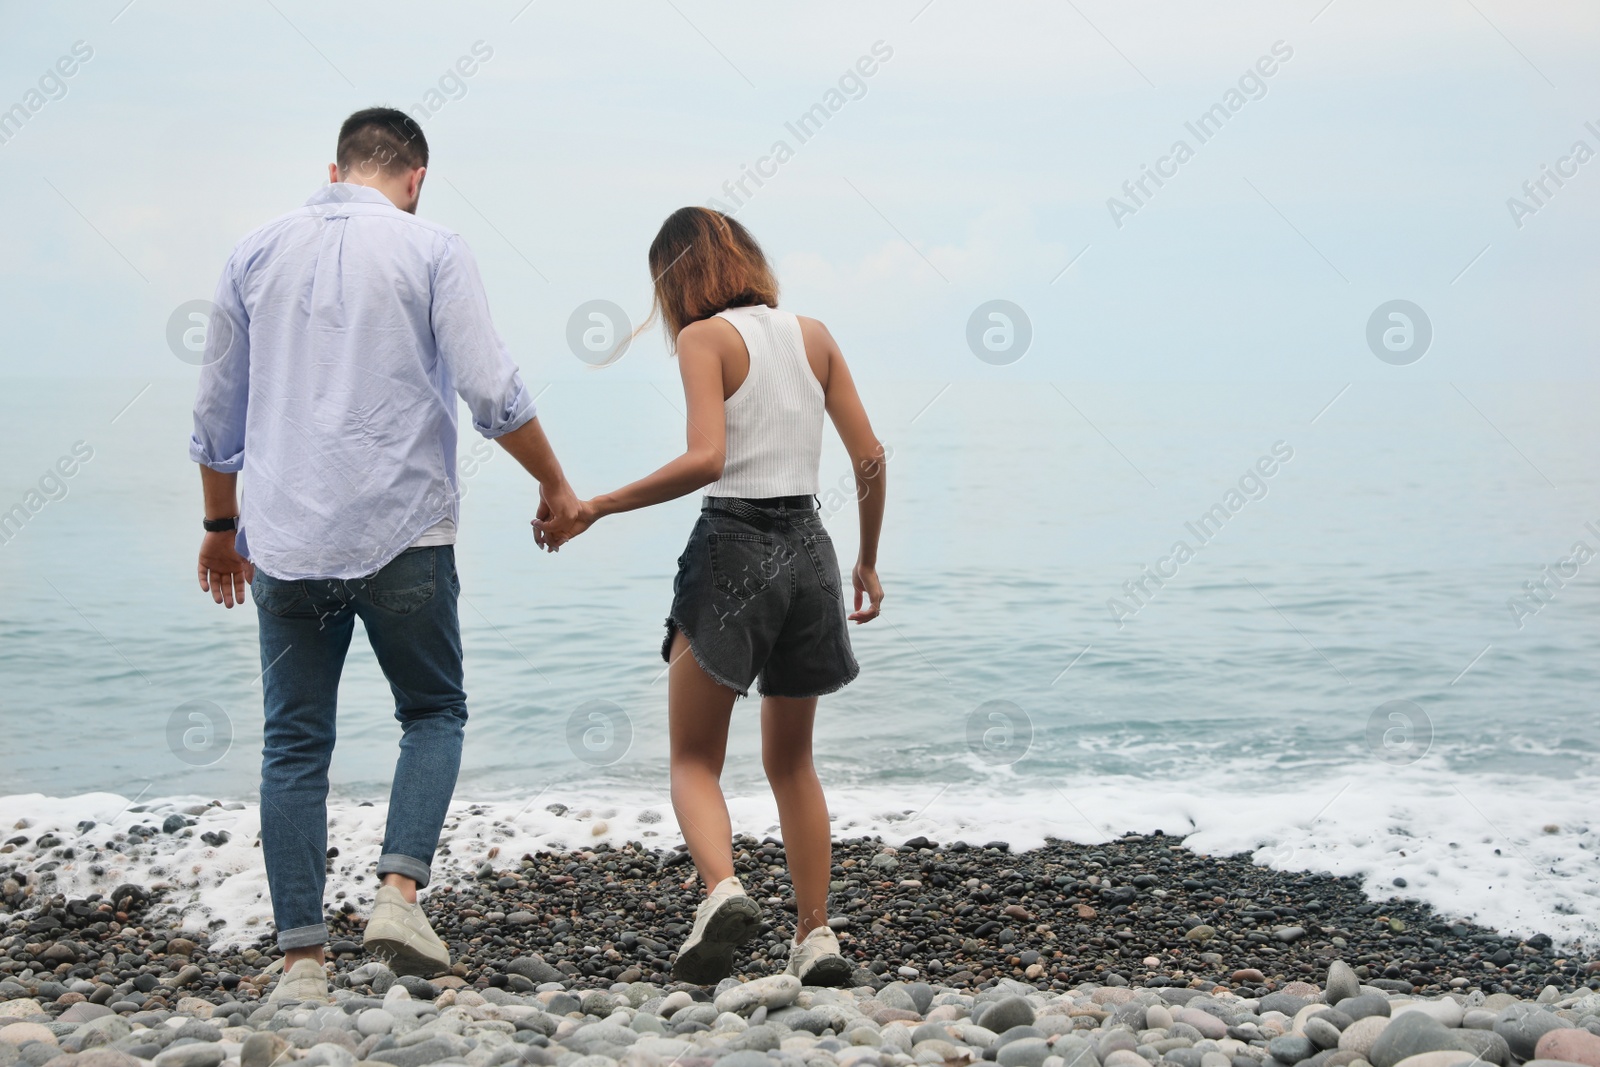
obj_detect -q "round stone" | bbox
[983,997,1037,1034]
[1339,1016,1391,1058]
[1326,962,1361,1005]
[1306,1019,1344,1050]
[1537,1030,1600,1067]
[1269,1035,1316,1064]
[999,1039,1054,1067]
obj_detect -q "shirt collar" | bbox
[304,183,396,210]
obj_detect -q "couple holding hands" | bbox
[189,108,887,1003]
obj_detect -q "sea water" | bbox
[1,376,1595,948]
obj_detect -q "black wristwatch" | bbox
[203,516,238,533]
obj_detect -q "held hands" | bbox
[197,531,254,608]
[532,481,596,552]
[850,562,884,623]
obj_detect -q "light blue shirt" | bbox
[190,183,536,580]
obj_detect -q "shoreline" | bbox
[3,832,1593,1005]
[3,784,1593,956]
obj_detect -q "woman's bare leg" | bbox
[761,694,831,940]
[667,630,740,891]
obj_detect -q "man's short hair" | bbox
[336,107,428,178]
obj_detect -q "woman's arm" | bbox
[801,317,886,623]
[536,321,729,548]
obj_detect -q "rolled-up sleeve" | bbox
[188,253,252,472]
[432,235,537,439]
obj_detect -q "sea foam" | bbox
[1,761,1592,951]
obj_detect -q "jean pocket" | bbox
[252,575,313,618]
[803,533,843,599]
[709,532,775,601]
[369,548,438,615]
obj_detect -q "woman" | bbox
[536,206,886,985]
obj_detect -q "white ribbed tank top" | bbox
[704,305,824,498]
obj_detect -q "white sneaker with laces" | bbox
[671,875,762,984]
[363,884,452,977]
[785,924,851,986]
[265,957,332,1003]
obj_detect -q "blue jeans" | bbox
[251,545,467,951]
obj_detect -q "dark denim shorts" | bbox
[663,496,859,699]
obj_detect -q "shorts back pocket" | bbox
[709,532,774,601]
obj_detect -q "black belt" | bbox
[704,495,817,524]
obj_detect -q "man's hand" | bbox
[849,563,884,623]
[198,531,254,608]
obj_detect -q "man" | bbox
[190,107,578,1003]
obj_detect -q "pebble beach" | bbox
[4,826,1599,1067]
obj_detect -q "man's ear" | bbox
[410,166,427,199]
[327,162,340,184]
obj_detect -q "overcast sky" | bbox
[1,0,1596,385]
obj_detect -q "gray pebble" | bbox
[783,1010,828,1036]
[358,1009,396,1037]
[396,976,436,1001]
[1493,1004,1573,1062]
[240,1032,291,1067]
[1325,963,1360,1006]
[669,1004,719,1028]
[174,1020,223,1043]
[365,1036,470,1067]
[1310,1010,1354,1033]
[983,997,1037,1034]
[995,1026,1047,1050]
[1339,996,1391,1023]
[1368,1012,1464,1067]
[1054,1036,1102,1067]
[1304,1019,1342,1051]
[581,992,620,1017]
[1268,1036,1315,1064]
[1259,994,1311,1018]
[152,1045,227,1067]
[548,993,583,1016]
[300,1044,358,1067]
[716,1052,776,1067]
[1453,1028,1510,1066]
[731,1024,783,1053]
[877,985,918,1014]
[999,1039,1053,1067]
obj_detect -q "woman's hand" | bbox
[850,562,883,623]
[533,494,598,551]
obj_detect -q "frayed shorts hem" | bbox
[662,617,751,698]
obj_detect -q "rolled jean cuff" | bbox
[277,922,328,951]
[377,852,432,889]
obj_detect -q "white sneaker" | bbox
[266,957,332,1003]
[786,925,852,986]
[363,884,452,977]
[671,875,762,984]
